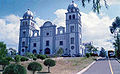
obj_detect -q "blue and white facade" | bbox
[18,1,82,56]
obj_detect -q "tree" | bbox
[27,62,42,74]
[3,64,26,74]
[92,47,98,54]
[79,0,108,13]
[37,55,46,60]
[0,59,9,70]
[110,16,120,58]
[44,59,56,73]
[14,55,21,64]
[56,48,64,57]
[99,47,106,57]
[0,42,7,59]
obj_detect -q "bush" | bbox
[86,53,90,58]
[37,55,46,60]
[44,54,50,58]
[0,60,10,70]
[3,64,26,74]
[5,57,14,62]
[26,52,35,59]
[21,56,29,62]
[27,62,42,74]
[14,55,21,64]
[33,57,37,61]
[44,59,56,73]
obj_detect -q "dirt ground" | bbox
[0,57,97,74]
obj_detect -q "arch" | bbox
[73,14,75,19]
[45,48,50,54]
[32,49,37,54]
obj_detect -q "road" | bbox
[83,58,120,74]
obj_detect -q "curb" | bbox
[76,61,96,74]
[116,58,120,63]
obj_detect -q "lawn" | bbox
[0,57,97,74]
[22,57,96,74]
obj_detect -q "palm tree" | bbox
[110,16,120,58]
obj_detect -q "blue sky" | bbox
[0,0,120,51]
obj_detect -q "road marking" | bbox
[109,59,114,74]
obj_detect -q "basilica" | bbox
[18,1,83,56]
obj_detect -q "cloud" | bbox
[101,0,120,5]
[81,12,114,50]
[53,9,67,27]
[0,14,20,50]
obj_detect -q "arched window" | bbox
[73,14,75,19]
[23,31,26,37]
[22,42,25,47]
[32,49,37,54]
[22,49,24,52]
[69,15,71,20]
[25,21,27,25]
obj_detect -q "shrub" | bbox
[3,64,26,74]
[21,56,29,62]
[0,60,10,70]
[37,55,46,60]
[5,57,14,62]
[44,59,56,73]
[33,57,37,61]
[86,53,90,58]
[44,54,50,58]
[27,62,42,74]
[26,52,35,59]
[14,55,21,64]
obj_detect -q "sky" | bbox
[0,0,120,51]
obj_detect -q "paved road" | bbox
[83,58,120,74]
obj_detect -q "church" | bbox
[18,1,83,57]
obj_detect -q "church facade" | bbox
[18,1,82,56]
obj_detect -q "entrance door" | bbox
[45,48,50,54]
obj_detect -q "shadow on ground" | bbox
[37,72,50,74]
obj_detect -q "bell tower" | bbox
[66,1,82,56]
[18,9,36,55]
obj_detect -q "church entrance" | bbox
[32,49,37,54]
[45,48,50,54]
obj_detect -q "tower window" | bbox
[69,15,71,20]
[70,26,74,32]
[71,37,74,44]
[23,22,25,26]
[59,41,63,45]
[22,42,25,47]
[23,31,26,37]
[22,49,24,52]
[46,41,49,46]
[33,43,37,47]
[73,15,75,19]
[25,21,27,25]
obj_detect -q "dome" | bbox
[67,1,79,12]
[43,21,53,27]
[23,9,34,19]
